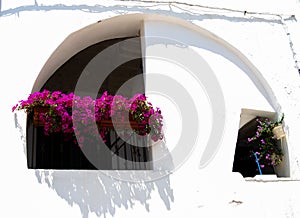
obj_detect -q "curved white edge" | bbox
[32,13,281,113]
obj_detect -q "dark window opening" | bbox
[232,117,275,177]
[27,37,152,170]
[42,37,144,97]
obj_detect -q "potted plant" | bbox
[247,115,285,174]
[12,90,164,147]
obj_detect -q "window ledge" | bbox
[245,175,299,182]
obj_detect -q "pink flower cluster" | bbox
[247,116,284,167]
[13,90,164,146]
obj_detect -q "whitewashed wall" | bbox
[1,1,300,218]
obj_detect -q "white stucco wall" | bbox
[1,1,300,218]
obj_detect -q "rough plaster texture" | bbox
[1,1,300,218]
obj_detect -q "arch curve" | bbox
[33,14,280,114]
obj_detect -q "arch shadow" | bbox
[35,170,174,218]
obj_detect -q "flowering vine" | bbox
[247,115,284,168]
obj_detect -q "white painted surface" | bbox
[1,1,300,218]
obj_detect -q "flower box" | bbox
[33,106,49,126]
[272,125,286,140]
[13,90,164,144]
[99,119,139,129]
[33,106,140,129]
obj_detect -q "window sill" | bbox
[245,175,298,182]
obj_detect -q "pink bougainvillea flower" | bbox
[13,90,164,146]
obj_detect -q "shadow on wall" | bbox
[14,112,174,218]
[35,170,174,218]
[0,0,281,24]
[14,113,26,155]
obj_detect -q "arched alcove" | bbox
[233,109,290,178]
[29,13,289,176]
